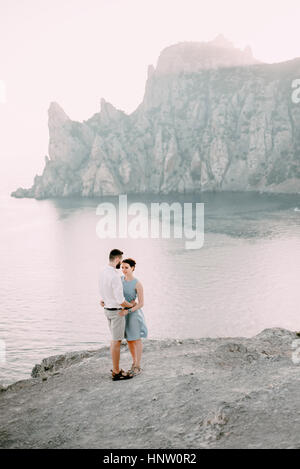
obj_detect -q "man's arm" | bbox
[99,298,134,308]
[111,275,134,308]
[121,300,135,307]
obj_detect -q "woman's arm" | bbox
[128,281,144,312]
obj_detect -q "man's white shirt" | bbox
[99,265,125,308]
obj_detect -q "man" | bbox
[99,249,135,381]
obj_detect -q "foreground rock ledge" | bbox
[1,328,300,449]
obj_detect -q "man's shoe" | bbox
[111,369,134,381]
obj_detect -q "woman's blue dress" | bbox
[121,276,148,340]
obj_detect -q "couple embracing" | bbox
[99,249,148,381]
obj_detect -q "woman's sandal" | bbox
[111,369,134,381]
[131,365,142,375]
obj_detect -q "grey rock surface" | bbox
[11,38,300,199]
[1,328,300,449]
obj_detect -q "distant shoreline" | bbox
[10,187,300,201]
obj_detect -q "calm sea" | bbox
[1,191,300,385]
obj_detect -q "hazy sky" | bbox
[1,0,300,192]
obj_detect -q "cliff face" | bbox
[11,37,300,199]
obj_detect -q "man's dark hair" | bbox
[109,249,123,261]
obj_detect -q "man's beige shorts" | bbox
[104,309,125,341]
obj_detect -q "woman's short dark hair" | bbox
[109,249,123,261]
[122,258,136,270]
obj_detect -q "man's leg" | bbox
[105,309,126,374]
[111,340,122,373]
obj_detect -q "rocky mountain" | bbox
[11,36,300,199]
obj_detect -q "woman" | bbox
[121,258,148,375]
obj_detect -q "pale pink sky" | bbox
[1,0,300,193]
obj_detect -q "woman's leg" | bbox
[135,339,143,368]
[127,340,137,366]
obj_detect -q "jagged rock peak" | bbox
[48,101,70,122]
[155,36,261,75]
[100,98,125,123]
[210,34,235,49]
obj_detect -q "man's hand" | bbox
[100,300,105,307]
[118,309,128,317]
